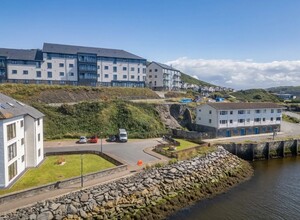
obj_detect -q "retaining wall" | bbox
[0,147,253,220]
[222,139,300,161]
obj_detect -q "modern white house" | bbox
[196,102,282,137]
[0,93,44,188]
[0,43,147,87]
[146,62,181,91]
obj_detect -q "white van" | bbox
[119,129,128,142]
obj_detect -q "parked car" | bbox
[77,136,87,144]
[88,136,98,143]
[106,135,117,142]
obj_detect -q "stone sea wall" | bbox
[1,147,253,220]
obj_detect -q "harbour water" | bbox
[168,157,300,220]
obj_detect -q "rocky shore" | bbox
[1,147,253,220]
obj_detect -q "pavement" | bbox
[0,139,169,214]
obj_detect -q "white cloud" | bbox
[166,57,300,89]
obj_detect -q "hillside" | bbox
[0,84,160,104]
[180,72,215,87]
[230,89,281,102]
[267,86,300,100]
[0,84,170,140]
[33,101,167,140]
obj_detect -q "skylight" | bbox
[7,102,14,107]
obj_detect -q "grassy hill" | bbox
[267,86,300,100]
[34,101,167,140]
[180,72,215,87]
[0,84,160,104]
[230,89,281,102]
[0,84,167,140]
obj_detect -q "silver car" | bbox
[78,136,87,144]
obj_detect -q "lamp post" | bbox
[100,132,103,154]
[80,153,83,187]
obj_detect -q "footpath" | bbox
[0,141,169,214]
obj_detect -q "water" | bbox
[168,157,300,220]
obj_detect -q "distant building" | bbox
[0,93,44,188]
[274,93,296,101]
[146,62,181,91]
[0,43,147,87]
[196,102,282,137]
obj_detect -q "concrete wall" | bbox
[222,139,300,161]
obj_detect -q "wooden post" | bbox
[234,143,237,156]
[281,141,285,158]
[251,144,255,161]
[266,142,270,160]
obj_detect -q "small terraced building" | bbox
[196,102,283,137]
[0,93,44,188]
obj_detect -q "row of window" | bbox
[46,62,146,72]
[219,117,281,124]
[148,75,158,78]
[46,53,147,65]
[7,120,40,141]
[103,74,139,79]
[219,109,282,115]
[47,63,74,69]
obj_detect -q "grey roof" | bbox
[151,61,180,71]
[0,93,44,119]
[0,48,42,61]
[207,102,282,110]
[43,43,146,60]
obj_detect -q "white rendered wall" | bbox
[0,116,25,187]
[98,60,146,83]
[7,64,37,80]
[196,105,282,129]
[40,56,78,81]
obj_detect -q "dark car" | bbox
[106,135,117,142]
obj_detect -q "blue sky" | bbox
[2,0,300,89]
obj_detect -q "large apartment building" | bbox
[196,102,282,137]
[0,93,44,188]
[146,62,181,91]
[0,43,147,87]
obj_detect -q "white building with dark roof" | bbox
[196,102,282,137]
[0,93,44,188]
[146,62,181,91]
[0,43,147,87]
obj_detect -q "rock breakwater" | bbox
[1,147,253,220]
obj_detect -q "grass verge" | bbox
[0,154,115,195]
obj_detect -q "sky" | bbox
[1,0,300,89]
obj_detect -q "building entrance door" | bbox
[254,127,259,134]
[226,130,231,137]
[240,128,246,136]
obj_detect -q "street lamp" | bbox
[100,132,103,154]
[80,153,83,187]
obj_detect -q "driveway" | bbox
[44,139,163,166]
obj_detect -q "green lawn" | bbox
[163,139,198,152]
[0,154,115,195]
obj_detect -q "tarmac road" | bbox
[44,138,162,166]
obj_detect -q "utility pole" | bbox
[80,154,83,187]
[100,132,103,154]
